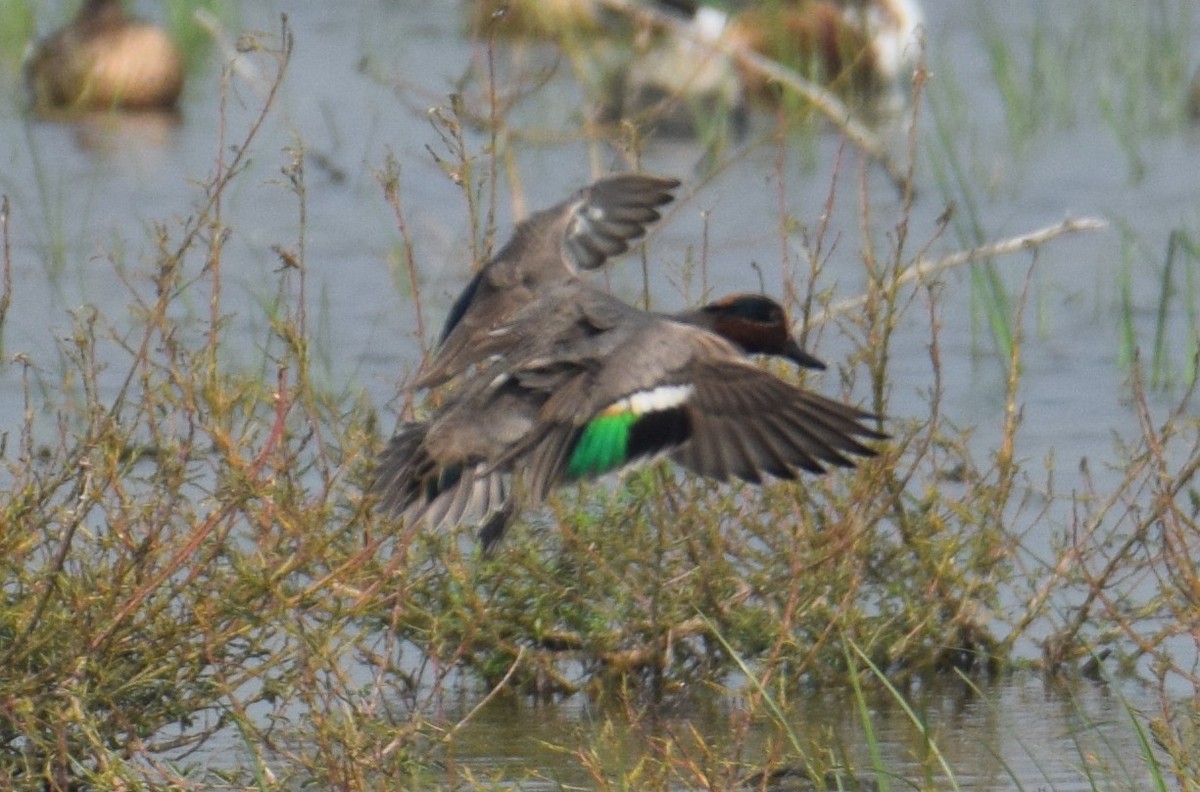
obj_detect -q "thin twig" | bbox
[0,196,10,341]
[444,647,527,738]
[193,9,273,99]
[809,216,1108,327]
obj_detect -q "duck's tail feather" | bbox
[371,423,513,546]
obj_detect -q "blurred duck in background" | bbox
[25,0,184,113]
[463,0,924,140]
[467,0,613,39]
[654,0,924,97]
[605,0,924,139]
[604,4,748,139]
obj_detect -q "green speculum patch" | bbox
[567,411,636,479]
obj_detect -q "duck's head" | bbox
[690,293,826,370]
[77,0,128,27]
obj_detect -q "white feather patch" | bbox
[603,384,694,417]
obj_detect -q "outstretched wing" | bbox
[504,347,883,505]
[418,174,679,389]
[668,360,883,482]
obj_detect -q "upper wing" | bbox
[417,174,678,389]
[561,173,680,271]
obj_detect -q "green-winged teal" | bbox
[417,173,680,390]
[24,0,184,113]
[373,284,883,551]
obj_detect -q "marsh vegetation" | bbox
[0,1,1197,790]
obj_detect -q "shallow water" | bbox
[1,0,1197,788]
[444,674,1156,790]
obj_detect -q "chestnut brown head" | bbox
[685,294,826,370]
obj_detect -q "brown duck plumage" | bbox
[25,0,184,112]
[374,283,883,551]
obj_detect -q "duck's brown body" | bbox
[26,0,184,112]
[373,173,885,552]
[728,0,923,97]
[375,284,882,551]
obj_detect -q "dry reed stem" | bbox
[809,215,1108,327]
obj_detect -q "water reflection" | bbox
[443,674,1154,790]
[36,107,182,157]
